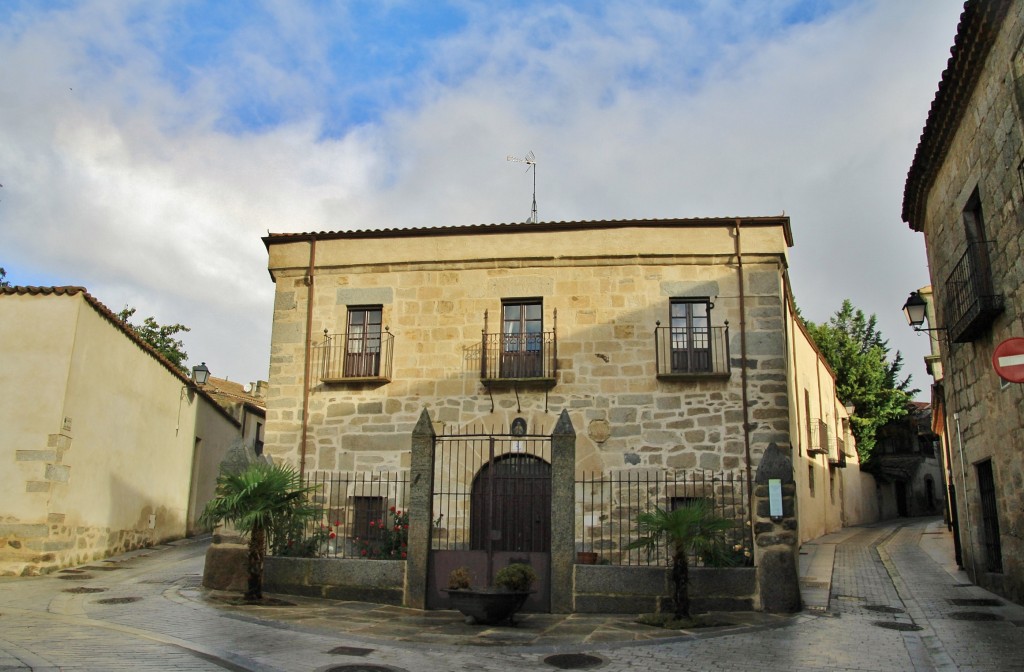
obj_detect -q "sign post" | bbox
[992,338,1024,383]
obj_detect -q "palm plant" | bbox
[625,500,736,619]
[199,462,320,601]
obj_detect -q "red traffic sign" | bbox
[993,338,1024,383]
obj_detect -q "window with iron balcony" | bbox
[315,306,394,384]
[655,298,730,380]
[944,190,1003,343]
[480,299,557,387]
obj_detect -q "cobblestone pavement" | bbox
[1,518,1022,671]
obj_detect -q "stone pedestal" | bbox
[753,442,801,613]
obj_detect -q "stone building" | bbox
[867,403,945,520]
[262,216,870,570]
[0,286,240,575]
[901,0,1024,603]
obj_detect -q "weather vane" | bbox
[506,151,537,224]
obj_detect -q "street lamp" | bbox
[192,362,210,386]
[902,291,928,329]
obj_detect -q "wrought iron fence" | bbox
[299,471,411,559]
[576,470,751,567]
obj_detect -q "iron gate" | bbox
[426,428,552,611]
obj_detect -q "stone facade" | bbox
[263,219,861,553]
[264,220,799,478]
[902,0,1024,604]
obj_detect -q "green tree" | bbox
[625,500,736,619]
[804,299,916,462]
[0,267,9,287]
[117,306,190,372]
[199,463,320,601]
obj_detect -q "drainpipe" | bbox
[734,219,754,509]
[299,235,317,475]
[954,412,976,581]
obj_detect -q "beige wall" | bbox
[784,299,871,542]
[0,290,237,575]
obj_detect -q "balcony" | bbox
[315,329,394,384]
[829,436,847,468]
[480,331,557,387]
[944,240,1003,343]
[806,419,830,456]
[654,324,731,380]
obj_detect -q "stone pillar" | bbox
[753,442,801,613]
[405,408,435,609]
[550,409,576,614]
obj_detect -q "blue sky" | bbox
[0,0,965,388]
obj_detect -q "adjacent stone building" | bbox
[262,217,868,567]
[902,0,1024,603]
[0,286,240,575]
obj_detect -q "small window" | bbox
[345,306,383,377]
[669,298,712,373]
[808,465,815,498]
[501,298,544,378]
[353,496,386,543]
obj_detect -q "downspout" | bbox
[954,412,976,581]
[734,219,754,508]
[299,235,317,475]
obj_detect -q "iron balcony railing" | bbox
[830,436,847,468]
[944,240,1003,343]
[807,419,830,456]
[480,331,557,385]
[315,329,395,383]
[654,324,730,379]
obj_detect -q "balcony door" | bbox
[345,306,382,377]
[501,299,543,378]
[670,299,711,373]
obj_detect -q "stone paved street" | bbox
[1,517,1022,671]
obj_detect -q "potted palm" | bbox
[625,499,735,619]
[199,462,320,601]
[443,563,538,625]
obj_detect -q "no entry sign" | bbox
[993,338,1024,383]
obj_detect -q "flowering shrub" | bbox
[273,518,338,558]
[355,506,409,560]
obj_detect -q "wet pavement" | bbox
[1,516,1022,671]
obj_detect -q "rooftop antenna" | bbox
[506,151,537,223]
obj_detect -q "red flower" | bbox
[401,552,407,559]
[396,510,402,516]
[369,520,375,527]
[334,520,341,527]
[329,531,336,539]
[389,506,396,513]
[403,525,408,530]
[361,549,367,556]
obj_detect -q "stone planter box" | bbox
[263,556,406,605]
[573,565,757,613]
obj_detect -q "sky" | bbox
[0,0,964,394]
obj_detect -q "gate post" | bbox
[550,409,576,613]
[406,408,436,609]
[753,442,801,612]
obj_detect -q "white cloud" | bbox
[0,0,964,388]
